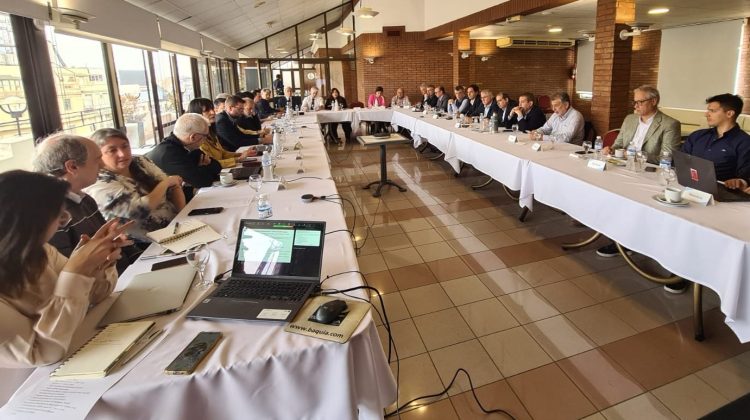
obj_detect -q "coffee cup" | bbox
[664,187,682,203]
[220,172,234,185]
[614,149,625,158]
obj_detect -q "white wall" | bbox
[658,20,743,109]
[575,39,594,93]
[424,0,509,30]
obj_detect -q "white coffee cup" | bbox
[220,172,234,185]
[664,187,682,203]
[614,149,625,158]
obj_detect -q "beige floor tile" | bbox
[499,289,560,324]
[545,254,598,278]
[461,251,507,274]
[400,283,455,316]
[602,288,693,333]
[390,263,438,290]
[440,275,494,306]
[374,233,413,251]
[536,280,598,313]
[377,318,427,360]
[371,291,411,326]
[488,215,526,230]
[512,260,565,286]
[477,268,532,296]
[565,305,638,346]
[504,227,546,244]
[652,375,728,419]
[601,393,677,420]
[476,231,519,250]
[370,222,405,238]
[399,217,434,233]
[435,224,474,240]
[416,242,458,262]
[383,247,424,269]
[398,398,459,420]
[425,213,460,228]
[524,315,595,360]
[581,414,607,420]
[413,308,475,351]
[452,209,485,223]
[462,220,499,236]
[357,253,388,274]
[696,356,750,400]
[405,228,444,246]
[479,327,553,377]
[430,340,503,395]
[426,256,475,282]
[446,236,489,255]
[507,363,597,420]
[385,199,416,211]
[458,298,519,336]
[476,206,512,219]
[388,354,446,411]
[570,266,655,303]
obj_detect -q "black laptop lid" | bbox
[232,219,326,280]
[673,151,719,196]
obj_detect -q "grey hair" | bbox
[635,85,660,105]
[90,128,129,147]
[261,88,272,96]
[173,113,208,139]
[214,93,231,100]
[33,133,90,176]
[551,92,571,104]
[480,89,494,98]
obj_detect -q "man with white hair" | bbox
[146,113,221,201]
[301,86,324,111]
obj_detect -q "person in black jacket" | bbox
[476,89,500,120]
[324,88,352,141]
[495,92,518,129]
[146,113,221,201]
[464,84,483,117]
[510,92,546,132]
[256,89,276,119]
[215,95,268,152]
[277,86,301,111]
[424,85,438,108]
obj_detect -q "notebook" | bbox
[147,220,223,253]
[50,321,155,379]
[187,219,326,323]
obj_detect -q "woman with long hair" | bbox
[188,98,255,168]
[324,88,352,141]
[0,170,128,367]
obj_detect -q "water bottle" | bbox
[659,150,672,170]
[594,136,603,160]
[261,151,274,181]
[257,193,272,219]
[333,100,339,112]
[626,144,637,170]
[272,130,281,157]
[489,114,498,133]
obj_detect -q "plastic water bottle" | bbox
[272,130,281,157]
[659,150,672,170]
[489,113,498,133]
[257,193,272,219]
[594,136,603,159]
[261,151,274,181]
[626,144,637,170]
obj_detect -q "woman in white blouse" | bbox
[0,171,128,367]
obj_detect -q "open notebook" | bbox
[50,321,155,379]
[146,220,223,253]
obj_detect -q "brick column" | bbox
[591,0,635,135]
[453,31,470,87]
[737,18,750,114]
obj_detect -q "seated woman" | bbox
[324,88,352,141]
[188,98,256,168]
[367,86,387,108]
[0,170,128,367]
[391,87,410,108]
[85,128,185,242]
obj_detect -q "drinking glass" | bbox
[248,174,263,198]
[636,150,648,172]
[582,141,592,156]
[660,168,677,186]
[187,243,211,290]
[511,124,519,133]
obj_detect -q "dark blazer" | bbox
[146,133,221,200]
[497,99,518,128]
[325,96,348,110]
[465,97,483,117]
[517,105,546,132]
[276,95,301,110]
[477,102,501,119]
[215,111,259,152]
[435,95,449,112]
[424,94,438,107]
[256,99,275,119]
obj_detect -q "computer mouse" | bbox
[310,299,348,325]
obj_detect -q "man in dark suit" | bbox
[215,95,262,152]
[146,113,221,201]
[424,85,438,108]
[276,86,301,111]
[495,92,518,129]
[476,89,500,120]
[434,86,449,112]
[464,84,483,117]
[511,92,546,132]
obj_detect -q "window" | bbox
[112,44,158,147]
[0,13,34,173]
[153,51,178,127]
[221,60,232,93]
[45,29,115,136]
[197,58,210,98]
[175,54,194,111]
[209,58,222,98]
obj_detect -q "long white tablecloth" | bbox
[0,120,397,419]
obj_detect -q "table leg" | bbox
[518,207,529,222]
[471,176,493,190]
[362,144,407,197]
[694,283,705,341]
[561,232,601,250]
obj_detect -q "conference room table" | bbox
[0,121,397,419]
[313,107,750,343]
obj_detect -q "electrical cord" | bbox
[213,268,232,283]
[287,176,324,182]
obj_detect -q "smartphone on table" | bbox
[188,207,223,216]
[164,332,222,375]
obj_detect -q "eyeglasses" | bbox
[633,99,652,106]
[58,209,72,228]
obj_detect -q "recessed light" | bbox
[648,7,669,15]
[548,27,563,33]
[541,11,552,15]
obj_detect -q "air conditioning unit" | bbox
[496,37,575,49]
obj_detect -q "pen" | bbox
[119,329,164,366]
[173,222,180,234]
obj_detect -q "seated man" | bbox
[215,95,266,152]
[434,86,449,112]
[277,86,301,111]
[391,87,410,108]
[602,85,681,163]
[464,84,483,117]
[496,92,518,129]
[301,86,325,111]
[510,92,546,132]
[256,88,276,119]
[477,89,500,121]
[33,134,140,273]
[419,83,428,105]
[146,113,222,201]
[449,85,469,115]
[424,85,438,108]
[530,92,584,144]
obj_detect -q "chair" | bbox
[582,121,596,145]
[537,95,552,114]
[349,101,365,108]
[602,129,619,148]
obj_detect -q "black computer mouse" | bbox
[310,299,348,325]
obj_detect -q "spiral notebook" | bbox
[146,220,223,253]
[50,321,155,379]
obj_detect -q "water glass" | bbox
[636,150,648,172]
[660,168,677,186]
[248,174,262,196]
[187,243,211,290]
[511,124,519,133]
[582,141,592,156]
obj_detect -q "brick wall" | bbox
[738,19,750,113]
[629,30,661,102]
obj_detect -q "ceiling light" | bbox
[648,8,669,15]
[357,7,379,18]
[336,26,355,36]
[548,27,563,33]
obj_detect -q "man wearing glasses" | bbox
[602,85,681,163]
[216,95,266,151]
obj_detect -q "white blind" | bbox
[575,40,594,93]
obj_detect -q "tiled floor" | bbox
[329,140,750,419]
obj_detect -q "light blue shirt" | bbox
[539,106,585,144]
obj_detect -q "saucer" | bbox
[213,180,238,188]
[653,194,689,207]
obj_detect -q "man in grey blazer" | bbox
[602,85,682,164]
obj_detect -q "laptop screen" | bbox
[232,220,326,279]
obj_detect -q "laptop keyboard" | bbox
[215,279,311,301]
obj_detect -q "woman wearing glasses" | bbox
[0,171,129,367]
[85,128,185,243]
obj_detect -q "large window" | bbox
[45,29,114,137]
[176,54,194,112]
[112,44,157,147]
[0,12,34,172]
[209,58,222,97]
[153,51,178,128]
[197,58,210,98]
[221,60,232,93]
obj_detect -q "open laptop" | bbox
[187,219,326,322]
[98,264,197,327]
[673,151,750,202]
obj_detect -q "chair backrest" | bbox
[537,95,552,113]
[582,121,596,145]
[349,101,365,108]
[603,129,619,148]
